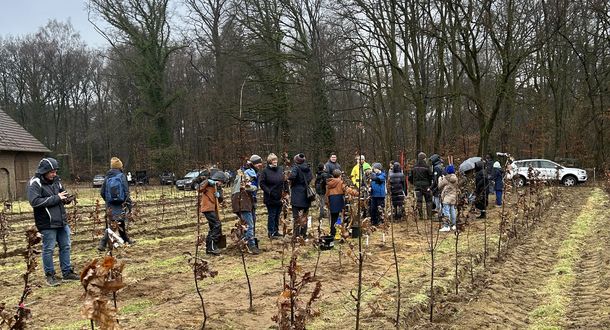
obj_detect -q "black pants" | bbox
[292,206,309,238]
[370,197,385,225]
[415,188,433,219]
[330,212,340,237]
[203,211,222,251]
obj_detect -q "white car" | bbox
[511,159,587,187]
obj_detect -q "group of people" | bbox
[28,151,506,285]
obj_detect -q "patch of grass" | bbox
[121,299,154,314]
[529,188,605,329]
[409,293,429,305]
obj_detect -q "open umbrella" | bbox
[459,156,482,173]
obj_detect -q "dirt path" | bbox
[433,187,609,329]
[565,192,610,328]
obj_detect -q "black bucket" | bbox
[351,226,361,238]
[319,235,335,250]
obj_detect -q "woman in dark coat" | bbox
[474,161,488,218]
[288,153,313,237]
[389,162,406,220]
[259,153,286,238]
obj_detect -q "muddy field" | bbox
[0,183,608,329]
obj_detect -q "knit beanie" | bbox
[392,162,401,173]
[294,153,306,164]
[249,154,263,165]
[372,162,382,171]
[446,164,455,174]
[111,157,123,170]
[493,161,501,169]
[418,152,427,161]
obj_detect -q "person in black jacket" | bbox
[389,162,406,220]
[259,153,286,238]
[289,153,313,238]
[98,157,133,251]
[475,160,489,218]
[315,163,328,219]
[27,157,79,286]
[409,152,433,219]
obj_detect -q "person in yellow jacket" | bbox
[350,155,371,187]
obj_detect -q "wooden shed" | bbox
[0,109,50,201]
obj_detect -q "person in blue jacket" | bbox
[369,163,386,226]
[493,161,504,206]
[98,157,133,251]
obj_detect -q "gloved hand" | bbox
[214,191,221,198]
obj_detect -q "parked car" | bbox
[135,170,149,185]
[159,171,176,185]
[511,159,587,187]
[92,174,105,188]
[175,170,202,190]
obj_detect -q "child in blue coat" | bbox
[370,163,386,225]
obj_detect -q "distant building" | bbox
[0,108,50,200]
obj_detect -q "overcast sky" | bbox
[0,0,108,47]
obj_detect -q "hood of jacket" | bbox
[446,173,458,184]
[36,158,59,175]
[326,177,342,190]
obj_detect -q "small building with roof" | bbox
[0,108,50,200]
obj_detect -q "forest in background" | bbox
[0,0,608,177]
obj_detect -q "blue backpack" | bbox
[105,172,126,204]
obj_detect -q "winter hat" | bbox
[372,162,382,171]
[249,154,263,165]
[418,152,427,161]
[36,158,59,175]
[294,153,306,164]
[493,161,501,169]
[111,157,123,170]
[446,164,455,174]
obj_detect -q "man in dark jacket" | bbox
[289,153,313,238]
[409,152,433,219]
[259,153,286,238]
[324,153,341,175]
[315,163,328,219]
[28,157,79,286]
[389,162,406,220]
[475,160,489,218]
[98,157,133,251]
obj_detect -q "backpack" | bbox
[105,172,126,204]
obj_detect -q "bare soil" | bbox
[1,185,607,329]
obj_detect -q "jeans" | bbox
[369,197,385,225]
[266,205,281,237]
[292,207,309,238]
[204,212,222,251]
[240,211,255,246]
[495,190,503,206]
[443,204,457,226]
[40,225,72,275]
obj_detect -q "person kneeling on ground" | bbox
[326,169,358,238]
[438,164,459,232]
[28,157,79,286]
[197,171,228,255]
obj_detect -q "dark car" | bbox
[92,174,105,188]
[159,171,176,185]
[175,170,202,190]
